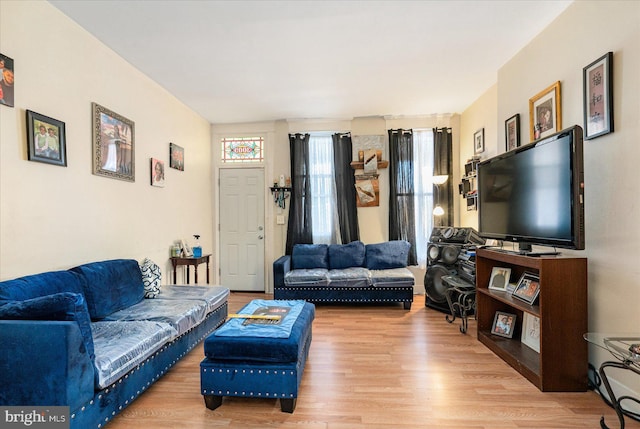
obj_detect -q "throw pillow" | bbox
[291,244,329,269]
[365,240,411,270]
[328,241,366,270]
[0,292,95,361]
[140,258,162,298]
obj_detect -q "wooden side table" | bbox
[170,254,211,285]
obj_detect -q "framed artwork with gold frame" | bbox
[529,81,561,141]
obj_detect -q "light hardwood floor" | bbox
[106,293,639,429]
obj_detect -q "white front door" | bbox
[219,168,265,291]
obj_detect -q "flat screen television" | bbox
[477,125,585,254]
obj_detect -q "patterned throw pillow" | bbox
[140,258,162,298]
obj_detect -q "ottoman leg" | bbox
[204,394,223,410]
[280,398,297,413]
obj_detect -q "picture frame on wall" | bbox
[474,128,485,154]
[150,158,165,187]
[521,312,541,353]
[491,311,517,339]
[170,143,184,171]
[0,53,14,107]
[529,81,561,141]
[92,103,135,182]
[583,51,613,140]
[505,114,520,151]
[26,110,67,167]
[512,272,541,305]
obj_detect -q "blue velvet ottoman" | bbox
[200,300,315,413]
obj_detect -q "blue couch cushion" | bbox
[328,241,366,269]
[0,292,95,361]
[0,270,85,302]
[292,244,329,269]
[204,301,315,363]
[365,240,411,270]
[71,259,144,320]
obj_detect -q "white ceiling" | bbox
[49,0,572,125]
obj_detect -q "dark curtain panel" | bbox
[332,132,360,244]
[388,129,417,265]
[433,128,453,226]
[285,133,312,255]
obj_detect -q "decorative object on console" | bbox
[529,81,562,141]
[150,158,165,187]
[505,113,521,151]
[170,142,184,171]
[92,103,135,182]
[0,53,14,107]
[491,311,517,338]
[488,267,511,291]
[473,128,485,154]
[192,234,202,258]
[512,272,541,304]
[583,51,613,140]
[140,258,162,298]
[26,110,67,167]
[181,239,193,257]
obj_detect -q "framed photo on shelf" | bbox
[583,51,613,140]
[505,114,520,151]
[92,103,135,182]
[512,272,541,305]
[529,81,561,141]
[491,311,517,338]
[26,110,67,167]
[521,312,541,353]
[474,128,485,154]
[488,267,511,291]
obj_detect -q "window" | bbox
[412,129,435,267]
[308,134,340,244]
[221,136,263,162]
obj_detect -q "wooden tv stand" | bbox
[475,248,588,391]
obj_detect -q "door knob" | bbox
[258,235,264,239]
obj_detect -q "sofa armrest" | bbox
[273,255,291,288]
[0,321,95,409]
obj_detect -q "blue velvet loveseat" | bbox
[0,259,229,429]
[273,240,414,309]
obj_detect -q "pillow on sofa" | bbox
[0,270,85,302]
[292,244,329,269]
[0,292,95,361]
[140,258,162,298]
[365,240,411,270]
[71,259,144,320]
[329,241,366,270]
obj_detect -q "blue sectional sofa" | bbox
[274,240,414,309]
[0,259,229,429]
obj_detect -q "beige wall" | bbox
[461,0,640,403]
[0,1,213,282]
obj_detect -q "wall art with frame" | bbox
[0,53,14,107]
[26,110,67,167]
[150,158,165,187]
[491,311,517,339]
[583,51,613,140]
[170,143,184,171]
[474,128,484,154]
[529,81,561,141]
[505,113,520,151]
[92,103,135,182]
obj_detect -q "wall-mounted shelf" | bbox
[269,186,291,209]
[350,160,389,170]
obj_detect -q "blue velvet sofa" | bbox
[273,240,414,309]
[0,259,229,429]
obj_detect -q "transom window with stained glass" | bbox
[221,136,264,162]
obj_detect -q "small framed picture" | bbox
[92,103,135,182]
[512,272,541,305]
[170,143,184,171]
[583,52,613,140]
[488,267,511,291]
[521,312,541,353]
[505,114,520,151]
[26,110,67,167]
[150,158,165,187]
[0,53,15,107]
[181,239,192,257]
[491,311,517,338]
[529,81,561,141]
[474,128,485,154]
